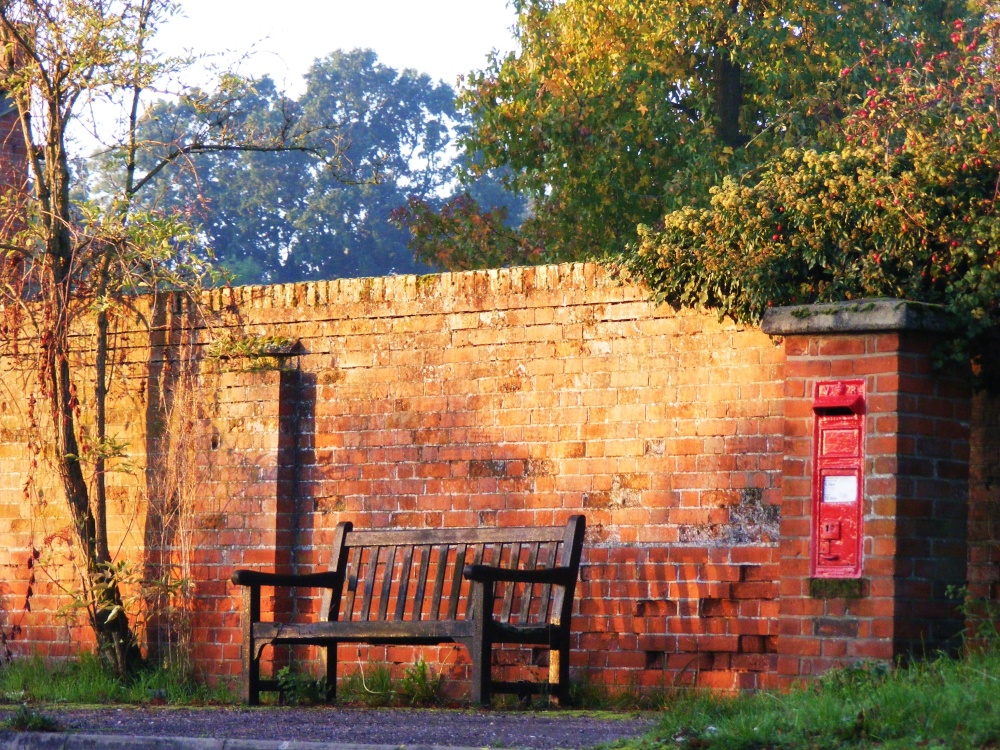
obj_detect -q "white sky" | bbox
[158,0,519,95]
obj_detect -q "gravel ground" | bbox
[0,706,656,749]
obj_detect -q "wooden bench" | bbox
[231,515,586,706]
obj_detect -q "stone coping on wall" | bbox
[761,298,954,336]
[201,262,648,320]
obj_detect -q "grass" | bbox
[3,641,999,750]
[0,653,235,706]
[1,704,61,732]
[611,647,1000,750]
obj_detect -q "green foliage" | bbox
[392,193,541,271]
[1,705,61,732]
[569,674,670,712]
[948,585,1000,648]
[0,653,234,705]
[398,658,442,706]
[204,333,297,371]
[120,49,511,284]
[0,0,285,674]
[275,666,330,706]
[616,647,1000,750]
[338,662,396,707]
[454,0,974,264]
[334,659,442,707]
[635,8,1000,360]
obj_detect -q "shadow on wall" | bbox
[143,293,198,667]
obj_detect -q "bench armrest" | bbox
[231,570,341,588]
[462,564,575,586]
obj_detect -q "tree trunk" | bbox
[712,0,746,149]
[713,52,745,148]
[42,122,141,677]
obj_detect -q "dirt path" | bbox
[0,705,656,749]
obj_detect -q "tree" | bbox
[634,9,1000,360]
[0,0,337,674]
[426,0,977,265]
[130,49,462,284]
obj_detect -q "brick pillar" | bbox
[762,300,971,686]
[191,369,285,681]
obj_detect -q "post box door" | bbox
[811,381,865,578]
[815,468,862,573]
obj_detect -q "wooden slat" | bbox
[461,545,484,620]
[342,546,362,622]
[448,544,470,620]
[395,545,415,621]
[360,546,380,621]
[518,542,540,623]
[538,542,559,622]
[325,522,353,622]
[347,526,565,547]
[429,544,449,621]
[378,546,398,621]
[412,545,431,622]
[254,619,475,642]
[500,543,522,623]
[485,544,502,619]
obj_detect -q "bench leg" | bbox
[470,580,494,708]
[242,586,261,706]
[553,643,571,706]
[326,643,338,703]
[244,651,261,706]
[470,633,492,707]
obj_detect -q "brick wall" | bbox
[0,264,786,691]
[763,301,973,687]
[0,267,994,696]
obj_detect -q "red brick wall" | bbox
[0,268,993,696]
[0,264,786,692]
[764,305,973,688]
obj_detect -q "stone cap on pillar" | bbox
[761,298,954,336]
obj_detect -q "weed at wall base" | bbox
[1,705,61,732]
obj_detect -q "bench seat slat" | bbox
[519,543,540,623]
[500,543,522,623]
[459,545,483,620]
[341,546,362,621]
[538,542,558,622]
[412,545,431,621]
[395,545,415,621]
[429,544,449,621]
[448,544,468,621]
[254,619,474,642]
[360,546,379,621]
[377,546,397,621]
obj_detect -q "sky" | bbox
[157,0,519,96]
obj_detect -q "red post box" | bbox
[811,379,865,578]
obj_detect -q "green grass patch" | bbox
[613,648,1000,750]
[0,653,235,706]
[1,704,61,732]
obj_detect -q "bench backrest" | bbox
[323,516,585,629]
